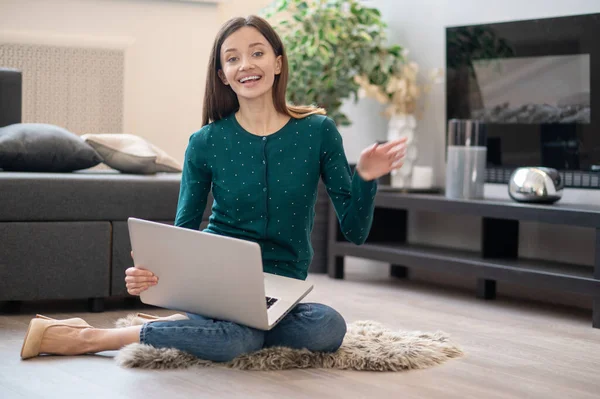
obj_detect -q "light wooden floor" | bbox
[1,271,599,399]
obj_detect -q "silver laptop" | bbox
[127,217,313,330]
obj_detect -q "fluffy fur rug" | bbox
[114,315,464,371]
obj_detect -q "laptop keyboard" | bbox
[266,296,278,309]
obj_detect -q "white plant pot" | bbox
[386,113,418,188]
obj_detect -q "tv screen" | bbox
[446,13,600,188]
[470,54,590,124]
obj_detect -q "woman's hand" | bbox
[355,137,408,181]
[125,251,158,296]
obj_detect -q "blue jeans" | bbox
[139,303,347,362]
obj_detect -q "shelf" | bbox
[329,186,600,328]
[374,191,600,228]
[331,241,600,296]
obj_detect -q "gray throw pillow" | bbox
[0,123,103,172]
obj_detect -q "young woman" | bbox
[20,15,406,361]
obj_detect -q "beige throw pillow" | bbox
[81,134,182,174]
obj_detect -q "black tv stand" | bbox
[327,189,600,329]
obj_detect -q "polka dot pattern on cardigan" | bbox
[174,113,377,280]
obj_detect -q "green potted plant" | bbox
[262,0,405,126]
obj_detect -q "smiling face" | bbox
[218,26,282,101]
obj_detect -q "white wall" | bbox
[342,0,600,309]
[219,0,272,21]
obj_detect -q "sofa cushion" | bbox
[0,170,213,222]
[81,134,182,174]
[0,123,103,172]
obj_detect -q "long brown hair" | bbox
[202,15,325,126]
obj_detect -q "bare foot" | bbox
[39,326,94,356]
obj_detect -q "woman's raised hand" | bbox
[355,137,408,181]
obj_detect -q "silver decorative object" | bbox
[508,167,563,203]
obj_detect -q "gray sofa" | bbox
[0,171,329,312]
[0,171,183,311]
